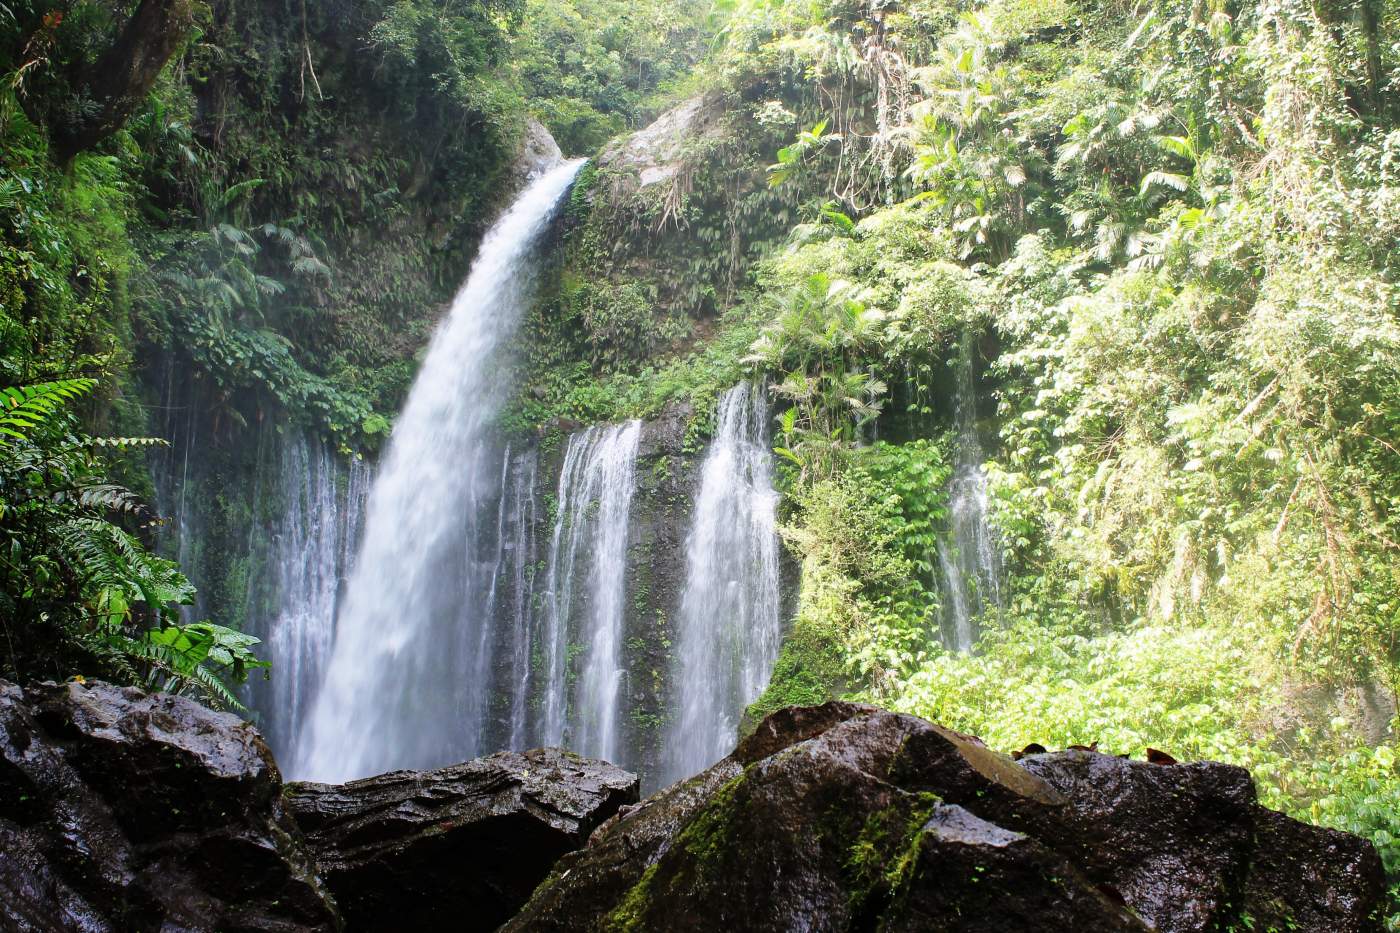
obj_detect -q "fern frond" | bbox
[217,178,265,209]
[291,255,331,277]
[113,637,247,711]
[86,436,170,449]
[180,662,247,711]
[0,177,22,210]
[56,518,132,591]
[56,518,194,612]
[0,379,97,440]
[77,484,151,517]
[1139,171,1190,196]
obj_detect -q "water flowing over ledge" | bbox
[248,436,370,762]
[294,158,586,783]
[542,420,643,764]
[662,383,782,785]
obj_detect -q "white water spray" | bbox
[248,436,369,761]
[541,421,642,764]
[295,159,585,782]
[662,384,782,784]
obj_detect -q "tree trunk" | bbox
[51,0,195,162]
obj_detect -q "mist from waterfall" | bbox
[541,421,642,765]
[936,341,1003,652]
[293,159,585,782]
[244,436,370,761]
[662,384,781,785]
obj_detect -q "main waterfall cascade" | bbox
[541,421,643,764]
[295,159,586,782]
[661,384,782,785]
[936,343,1005,652]
[201,158,792,786]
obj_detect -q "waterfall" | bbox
[936,342,1003,652]
[491,445,540,753]
[245,436,370,761]
[294,159,585,782]
[149,354,211,624]
[147,354,371,760]
[662,384,782,785]
[541,421,642,764]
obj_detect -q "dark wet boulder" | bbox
[1015,750,1382,931]
[0,678,340,933]
[504,703,1385,933]
[1243,807,1385,933]
[285,748,639,932]
[1015,750,1259,931]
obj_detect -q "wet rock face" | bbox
[285,748,639,933]
[510,117,566,190]
[504,703,1385,933]
[595,92,727,196]
[624,401,696,787]
[0,678,339,933]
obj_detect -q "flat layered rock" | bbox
[285,748,639,932]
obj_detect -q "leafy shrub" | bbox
[0,377,264,707]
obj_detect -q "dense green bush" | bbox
[705,0,1400,918]
[0,377,264,707]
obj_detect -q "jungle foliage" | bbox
[2,0,1399,917]
[509,0,724,153]
[0,376,264,707]
[668,0,1400,915]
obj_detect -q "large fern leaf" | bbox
[111,637,247,711]
[85,436,170,450]
[0,379,97,440]
[76,484,151,517]
[56,518,195,614]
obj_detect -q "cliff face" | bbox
[505,403,701,789]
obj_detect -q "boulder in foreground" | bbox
[0,678,340,932]
[504,702,1384,933]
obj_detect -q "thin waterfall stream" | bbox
[662,383,782,784]
[541,421,643,764]
[244,436,370,762]
[294,159,585,782]
[493,444,541,754]
[936,341,1004,651]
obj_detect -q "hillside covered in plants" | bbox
[3,0,1399,925]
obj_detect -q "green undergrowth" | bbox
[883,617,1400,913]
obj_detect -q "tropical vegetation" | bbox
[2,0,1398,920]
